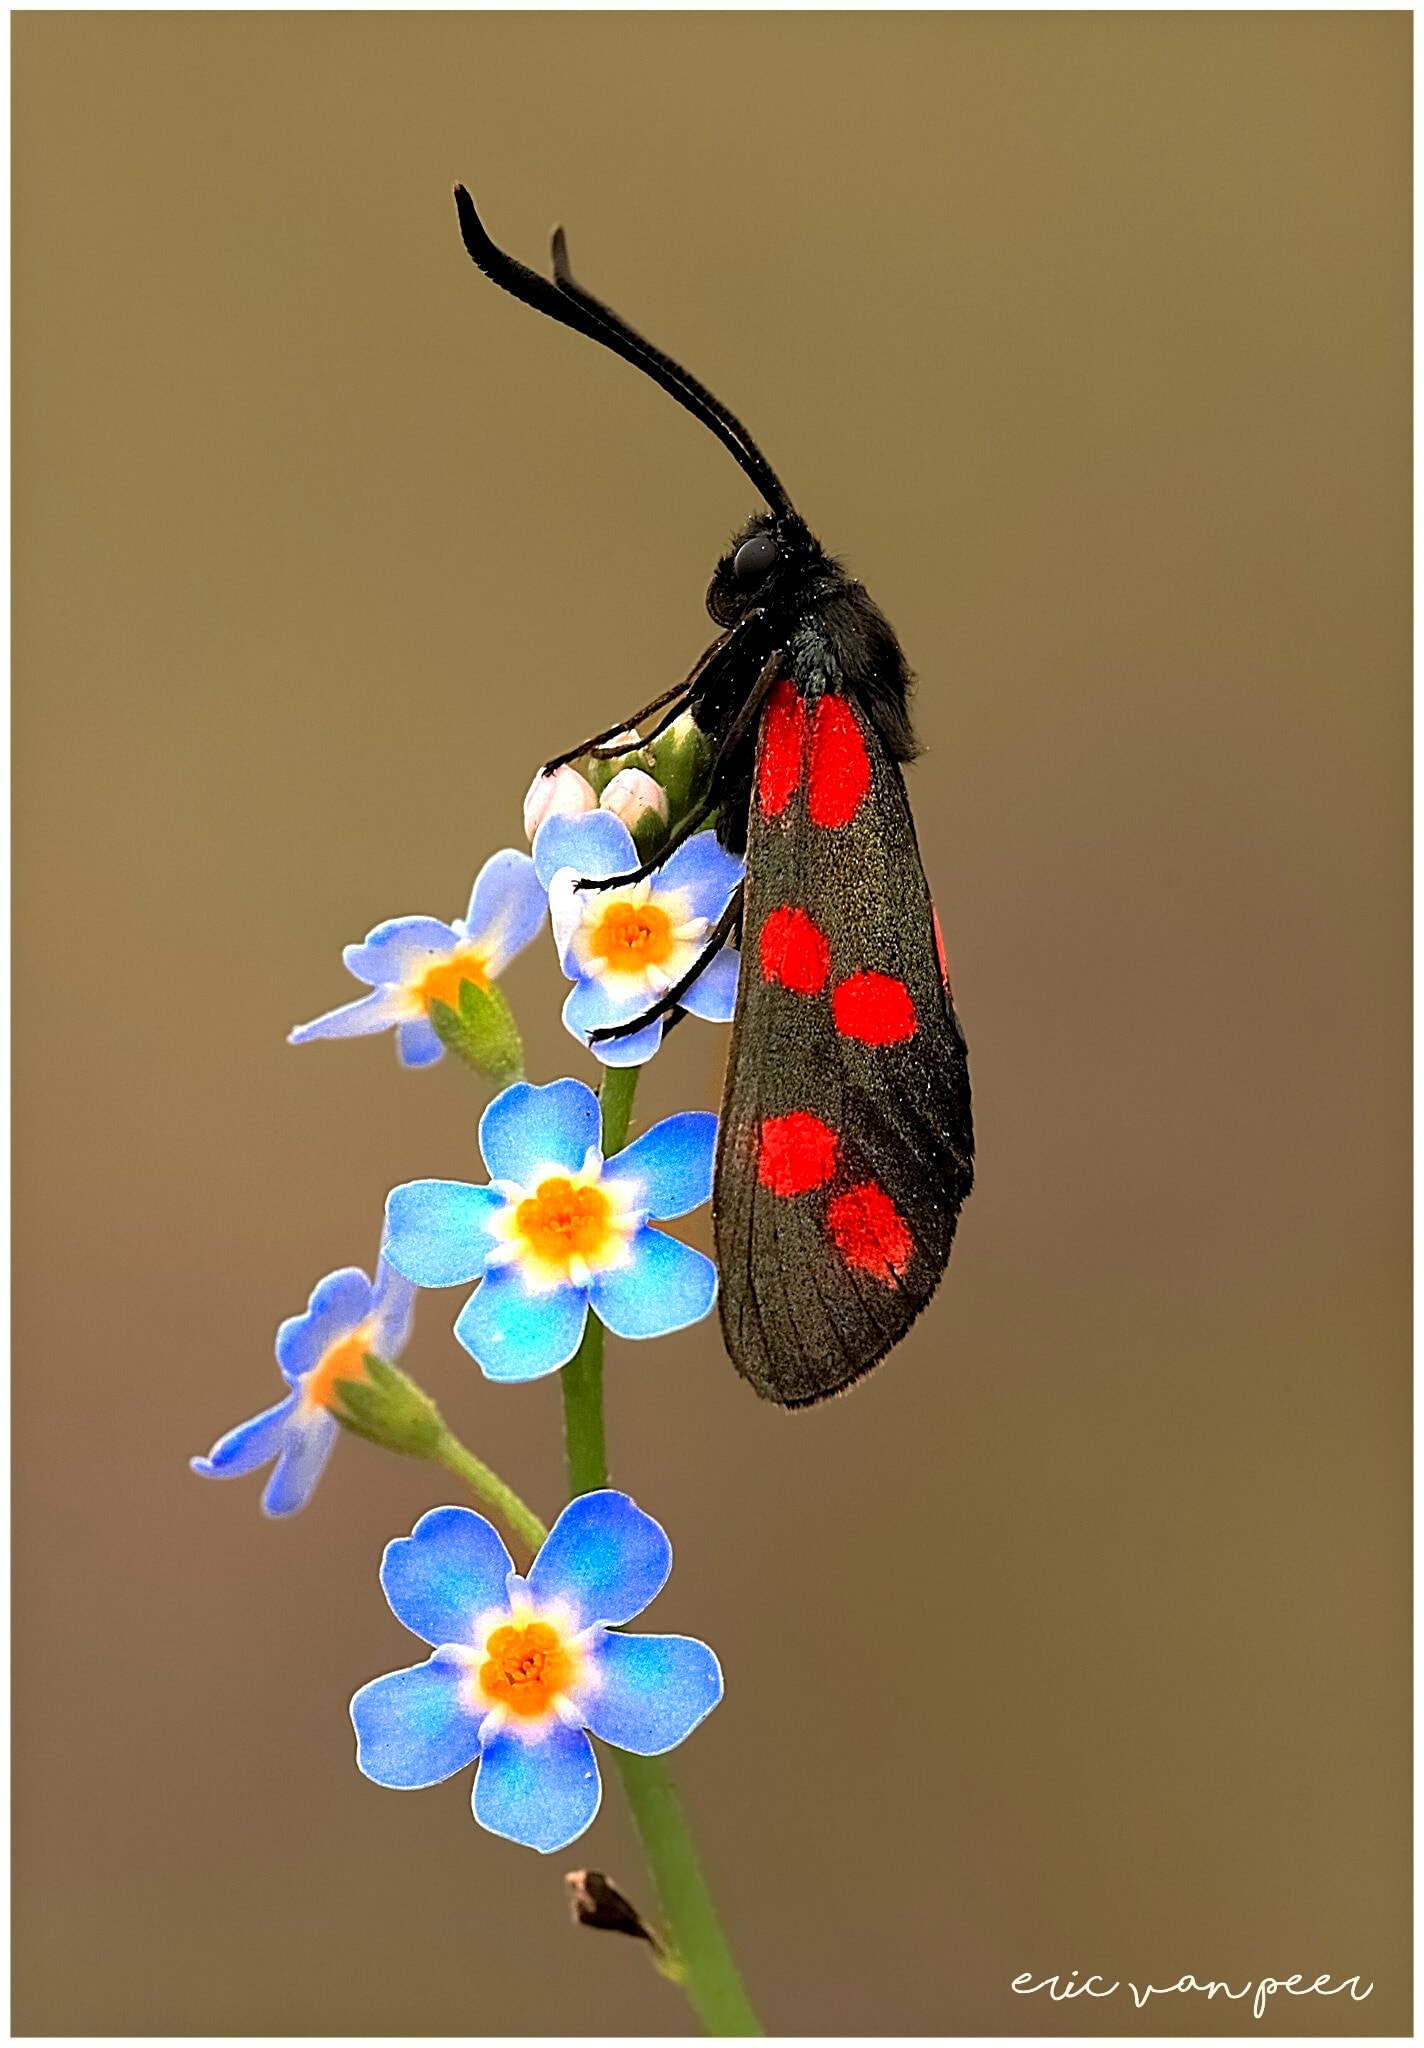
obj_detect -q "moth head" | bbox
[707,513,812,626]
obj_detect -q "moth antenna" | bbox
[453,186,794,517]
[549,224,791,518]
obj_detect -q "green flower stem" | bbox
[434,1430,547,1554]
[560,1310,609,1494]
[558,1062,636,1492]
[598,1058,641,1155]
[612,1752,758,2034]
[558,1061,761,2038]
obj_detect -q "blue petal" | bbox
[384,1182,506,1288]
[589,1020,666,1068]
[676,944,740,1024]
[351,1648,485,1788]
[288,987,409,1044]
[190,1389,298,1480]
[562,984,664,1068]
[261,1409,338,1516]
[563,974,649,1034]
[533,810,637,890]
[473,1720,601,1853]
[526,1490,671,1629]
[464,849,548,970]
[342,916,462,986]
[604,1112,717,1220]
[275,1267,375,1381]
[478,1078,601,1184]
[655,831,744,923]
[578,1631,724,1755]
[453,1269,589,1382]
[381,1505,516,1646]
[548,870,588,978]
[397,1017,445,1067]
[587,1228,717,1340]
[369,1258,417,1359]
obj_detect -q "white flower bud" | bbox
[523,763,597,843]
[599,768,669,831]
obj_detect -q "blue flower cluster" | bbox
[289,813,742,1073]
[196,779,740,1849]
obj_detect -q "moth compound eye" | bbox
[732,533,779,583]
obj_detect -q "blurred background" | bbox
[13,12,1409,2036]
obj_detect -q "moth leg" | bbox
[541,682,690,774]
[577,798,714,892]
[540,610,771,773]
[588,691,694,758]
[541,618,762,773]
[580,654,785,892]
[585,721,682,764]
[589,885,744,1042]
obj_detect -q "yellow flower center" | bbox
[480,1621,573,1719]
[513,1177,613,1266]
[588,900,675,972]
[303,1329,372,1411]
[416,949,490,1014]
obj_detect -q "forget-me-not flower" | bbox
[532,813,742,1067]
[383,1078,717,1382]
[351,1491,722,1852]
[191,1258,416,1516]
[289,849,547,1068]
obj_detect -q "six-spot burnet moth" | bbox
[455,186,975,1407]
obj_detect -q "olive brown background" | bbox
[13,11,1410,2036]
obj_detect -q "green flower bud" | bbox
[328,1353,445,1461]
[428,977,524,1086]
[581,730,651,797]
[648,712,712,826]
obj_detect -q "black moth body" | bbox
[455,188,974,1406]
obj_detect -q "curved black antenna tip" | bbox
[550,224,571,284]
[453,184,483,246]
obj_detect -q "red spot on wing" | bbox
[759,905,831,995]
[757,679,806,817]
[832,970,917,1045]
[807,697,872,828]
[932,907,950,988]
[757,1112,839,1196]
[827,1182,913,1283]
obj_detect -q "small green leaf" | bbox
[428,978,524,1085]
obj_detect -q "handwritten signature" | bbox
[1012,1970,1374,2021]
